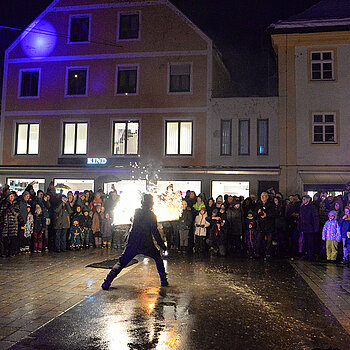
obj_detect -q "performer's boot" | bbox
[159,272,168,287]
[101,263,122,290]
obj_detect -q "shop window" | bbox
[15,123,40,155]
[113,121,139,155]
[118,12,140,40]
[116,65,138,95]
[169,63,191,93]
[239,120,250,155]
[69,15,90,43]
[165,121,192,156]
[63,122,88,155]
[212,181,250,199]
[220,120,232,156]
[257,119,268,155]
[312,113,337,143]
[66,67,88,96]
[7,179,45,195]
[310,50,335,81]
[19,69,40,98]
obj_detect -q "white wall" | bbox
[295,45,350,166]
[207,97,279,167]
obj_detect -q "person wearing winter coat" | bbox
[81,209,92,248]
[254,192,275,258]
[71,205,83,227]
[18,191,30,252]
[33,205,46,253]
[23,205,33,252]
[53,195,73,252]
[322,211,341,262]
[101,212,113,248]
[92,205,103,248]
[194,207,210,253]
[206,207,228,256]
[226,199,243,255]
[37,192,51,251]
[178,201,193,251]
[245,220,258,257]
[297,195,319,261]
[193,196,206,216]
[68,220,83,249]
[338,206,350,263]
[0,192,20,257]
[101,194,168,290]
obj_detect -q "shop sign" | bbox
[87,158,107,165]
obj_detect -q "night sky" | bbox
[0,0,322,96]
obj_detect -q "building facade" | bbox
[270,0,350,196]
[0,0,237,196]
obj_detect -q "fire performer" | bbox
[102,194,168,290]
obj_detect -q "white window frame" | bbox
[168,62,193,95]
[112,120,140,156]
[65,66,89,97]
[310,50,335,81]
[312,112,337,144]
[61,121,89,155]
[18,68,41,99]
[115,64,139,96]
[165,120,193,156]
[13,121,40,156]
[67,14,92,44]
[117,11,141,42]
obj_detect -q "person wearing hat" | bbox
[297,195,319,261]
[322,210,341,262]
[18,191,30,252]
[102,193,168,290]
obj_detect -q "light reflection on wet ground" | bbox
[10,255,350,350]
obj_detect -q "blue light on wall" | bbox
[259,146,265,154]
[21,20,57,59]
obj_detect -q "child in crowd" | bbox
[338,206,350,264]
[92,205,103,248]
[81,209,92,248]
[33,205,46,253]
[69,219,83,250]
[101,212,113,248]
[24,204,33,252]
[245,220,258,258]
[322,211,341,262]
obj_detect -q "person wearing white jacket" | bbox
[194,207,210,253]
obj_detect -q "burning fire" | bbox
[113,186,183,225]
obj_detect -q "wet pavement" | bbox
[6,253,350,350]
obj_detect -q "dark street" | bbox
[8,254,350,350]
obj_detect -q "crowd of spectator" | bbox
[1,180,350,265]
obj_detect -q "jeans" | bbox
[55,229,67,251]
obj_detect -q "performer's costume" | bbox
[102,195,168,290]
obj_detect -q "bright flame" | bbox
[113,186,183,225]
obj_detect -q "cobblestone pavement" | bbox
[5,254,350,350]
[291,259,350,335]
[0,249,131,350]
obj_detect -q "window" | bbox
[239,120,250,155]
[69,15,90,43]
[312,113,337,143]
[165,121,193,156]
[118,13,140,40]
[169,63,191,93]
[15,123,40,155]
[19,69,40,98]
[66,68,88,96]
[220,120,232,156]
[310,51,334,81]
[63,122,88,154]
[113,121,139,155]
[116,66,138,95]
[257,119,268,155]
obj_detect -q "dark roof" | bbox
[270,0,350,33]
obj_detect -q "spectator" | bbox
[92,205,103,248]
[338,206,350,264]
[178,201,193,252]
[226,198,243,255]
[101,212,113,249]
[23,205,34,252]
[194,207,210,253]
[322,211,341,262]
[33,205,46,253]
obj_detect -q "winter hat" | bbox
[247,211,254,220]
[328,211,337,218]
[212,209,219,215]
[22,191,30,198]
